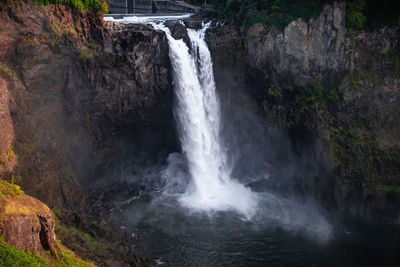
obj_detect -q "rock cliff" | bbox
[207,1,400,213]
[246,1,347,86]
[0,2,172,265]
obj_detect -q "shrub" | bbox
[79,43,101,60]
[377,184,400,193]
[30,0,102,10]
[100,0,108,14]
[327,88,339,103]
[346,0,366,29]
[0,179,24,196]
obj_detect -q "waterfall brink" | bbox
[151,22,257,217]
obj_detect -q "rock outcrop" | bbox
[246,1,347,86]
[0,181,58,257]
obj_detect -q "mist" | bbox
[103,21,335,245]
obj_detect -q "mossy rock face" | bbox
[0,180,95,266]
[0,180,59,257]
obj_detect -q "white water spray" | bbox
[152,22,257,217]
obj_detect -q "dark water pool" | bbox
[112,192,400,266]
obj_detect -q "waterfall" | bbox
[151,22,257,217]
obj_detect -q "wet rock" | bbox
[164,20,190,47]
[183,19,204,29]
[205,2,400,213]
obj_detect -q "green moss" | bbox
[58,245,94,267]
[51,18,77,38]
[346,0,366,29]
[267,86,283,97]
[0,61,16,78]
[244,14,292,32]
[349,72,361,91]
[0,235,93,267]
[288,82,324,126]
[327,88,339,103]
[79,43,101,60]
[217,0,328,31]
[0,180,24,196]
[100,0,108,14]
[386,47,400,72]
[377,184,400,193]
[30,0,100,10]
[0,241,48,267]
[328,119,381,189]
[53,207,114,265]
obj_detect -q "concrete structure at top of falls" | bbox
[108,0,201,14]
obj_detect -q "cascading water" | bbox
[151,22,257,217]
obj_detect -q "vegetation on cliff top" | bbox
[209,0,400,30]
[0,179,24,197]
[30,0,108,13]
[0,0,108,14]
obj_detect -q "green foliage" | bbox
[267,86,282,97]
[58,247,93,267]
[266,82,340,127]
[53,208,113,265]
[327,88,339,103]
[0,239,93,267]
[289,83,324,125]
[244,14,292,32]
[100,0,108,14]
[346,0,366,29]
[30,0,102,10]
[270,0,281,12]
[386,47,400,72]
[79,43,101,60]
[350,72,361,91]
[0,148,17,164]
[0,179,24,195]
[213,0,399,30]
[377,184,400,193]
[212,0,328,31]
[328,118,381,189]
[0,241,48,267]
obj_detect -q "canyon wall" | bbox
[0,2,175,214]
[0,2,174,265]
[207,2,400,213]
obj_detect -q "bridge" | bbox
[108,0,202,14]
